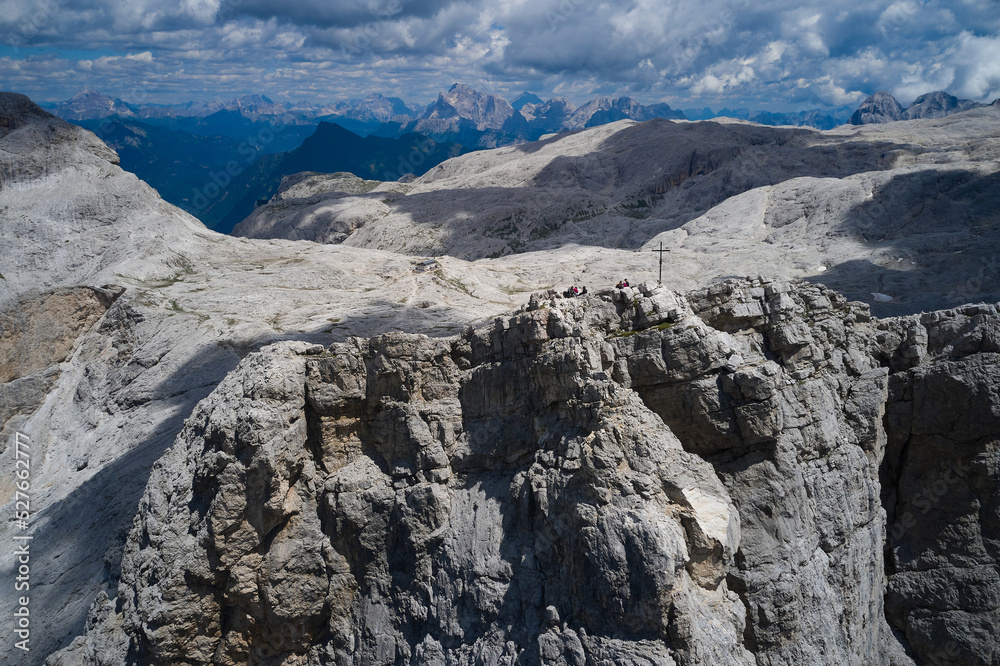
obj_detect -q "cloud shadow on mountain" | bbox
[805,168,1000,315]
[374,118,920,259]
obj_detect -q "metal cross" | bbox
[651,241,670,284]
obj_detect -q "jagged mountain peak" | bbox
[437,83,516,114]
[50,90,137,120]
[511,91,545,110]
[407,83,526,144]
[849,91,905,125]
[349,92,418,121]
[518,96,578,132]
[904,90,980,119]
[849,89,986,125]
[564,95,684,130]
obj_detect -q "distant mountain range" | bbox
[45,85,999,235]
[73,116,264,223]
[849,90,995,124]
[377,84,688,147]
[47,86,1000,150]
[683,106,855,130]
[46,85,865,153]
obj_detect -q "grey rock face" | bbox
[0,285,123,445]
[520,98,578,134]
[609,280,910,666]
[0,90,539,666]
[562,97,685,130]
[881,304,1000,665]
[269,172,382,202]
[6,87,1000,665]
[85,306,753,665]
[850,92,906,125]
[68,278,1000,665]
[407,84,529,147]
[904,91,980,120]
[233,171,392,244]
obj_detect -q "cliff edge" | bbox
[55,279,1000,665]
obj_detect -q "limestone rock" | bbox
[91,305,754,664]
[882,304,1000,666]
[904,91,981,120]
[230,105,1000,317]
[70,277,1000,665]
[0,285,123,450]
[851,92,905,125]
[3,89,1000,666]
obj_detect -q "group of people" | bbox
[562,278,632,298]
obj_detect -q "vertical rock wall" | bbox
[56,280,1000,666]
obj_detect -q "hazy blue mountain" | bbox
[346,93,421,121]
[564,96,685,130]
[201,122,472,233]
[46,91,138,120]
[314,94,423,137]
[682,106,854,129]
[511,92,545,110]
[519,97,578,136]
[72,116,262,228]
[68,117,469,233]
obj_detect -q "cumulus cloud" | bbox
[0,0,998,107]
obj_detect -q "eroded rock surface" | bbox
[58,278,1000,666]
[0,285,123,448]
[881,304,1000,665]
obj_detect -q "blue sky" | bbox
[1,0,999,109]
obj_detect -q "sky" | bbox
[1,0,999,110]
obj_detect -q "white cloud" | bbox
[947,32,1000,101]
[1,0,998,108]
